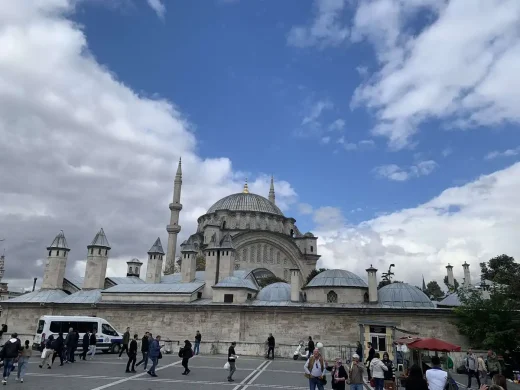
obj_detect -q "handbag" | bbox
[158,351,162,359]
[370,378,376,387]
[321,375,327,386]
[224,362,230,370]
[41,348,48,359]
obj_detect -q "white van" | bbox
[33,315,124,354]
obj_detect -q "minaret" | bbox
[83,228,111,290]
[146,237,165,283]
[268,175,275,204]
[446,264,455,289]
[41,231,70,290]
[462,262,471,289]
[166,158,182,274]
[0,252,5,283]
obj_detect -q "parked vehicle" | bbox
[293,340,309,360]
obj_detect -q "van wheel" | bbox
[111,344,121,354]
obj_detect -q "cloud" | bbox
[373,160,437,181]
[316,162,520,287]
[302,99,333,126]
[146,0,166,19]
[298,203,314,215]
[442,147,453,157]
[320,136,331,144]
[329,119,345,131]
[287,0,349,48]
[485,147,520,160]
[0,1,298,289]
[350,0,520,149]
[337,137,375,151]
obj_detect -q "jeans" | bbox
[479,370,488,385]
[17,357,29,379]
[228,361,236,380]
[267,346,274,359]
[351,384,364,390]
[149,357,158,374]
[67,346,76,362]
[126,353,136,371]
[194,341,200,355]
[374,377,385,390]
[81,347,88,360]
[136,351,148,369]
[308,377,325,390]
[467,369,481,388]
[2,358,14,379]
[52,349,64,365]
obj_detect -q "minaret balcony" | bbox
[167,224,181,234]
[169,202,183,211]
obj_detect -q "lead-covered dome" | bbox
[257,282,291,301]
[306,269,368,288]
[207,193,284,216]
[378,283,434,308]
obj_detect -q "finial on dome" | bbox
[243,178,249,194]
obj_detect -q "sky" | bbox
[1,0,520,292]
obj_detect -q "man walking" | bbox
[307,336,315,358]
[466,349,481,388]
[349,354,365,390]
[1,332,22,385]
[119,327,130,359]
[227,341,237,382]
[80,330,90,360]
[136,332,150,370]
[366,342,375,379]
[125,334,138,373]
[487,350,502,380]
[304,348,325,390]
[266,333,275,359]
[88,329,97,360]
[147,335,161,377]
[194,331,201,355]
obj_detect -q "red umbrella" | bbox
[407,337,461,352]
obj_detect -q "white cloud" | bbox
[373,160,437,181]
[329,118,345,131]
[302,99,333,126]
[320,136,331,144]
[298,203,314,215]
[337,137,375,151]
[0,1,297,289]
[485,147,520,160]
[146,0,166,19]
[442,147,453,157]
[316,162,520,287]
[350,0,520,149]
[287,0,349,48]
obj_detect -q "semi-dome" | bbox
[306,269,368,288]
[256,282,291,302]
[207,193,284,216]
[378,283,435,308]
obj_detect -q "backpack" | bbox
[445,372,459,390]
[178,348,183,358]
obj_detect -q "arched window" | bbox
[129,267,133,274]
[363,292,369,303]
[310,245,314,252]
[48,250,52,256]
[327,290,338,303]
[290,229,294,238]
[98,248,101,255]
[57,250,60,256]
[222,221,227,229]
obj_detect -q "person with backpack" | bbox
[179,340,193,375]
[1,332,22,385]
[39,334,54,370]
[304,348,326,390]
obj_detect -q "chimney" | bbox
[290,269,301,302]
[42,231,70,290]
[180,242,197,283]
[462,262,471,289]
[446,264,455,289]
[366,265,378,303]
[83,228,111,290]
[32,278,37,292]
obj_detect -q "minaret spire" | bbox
[166,157,183,280]
[268,175,275,204]
[242,178,249,194]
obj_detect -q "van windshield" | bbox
[101,323,118,336]
[37,320,44,334]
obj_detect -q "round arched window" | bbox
[327,290,338,303]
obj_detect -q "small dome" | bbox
[207,193,284,216]
[437,293,461,307]
[378,283,434,308]
[257,282,291,302]
[127,258,142,264]
[304,232,314,237]
[306,269,367,288]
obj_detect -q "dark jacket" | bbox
[195,333,201,342]
[123,331,130,345]
[148,339,161,358]
[382,359,394,380]
[53,335,64,352]
[405,377,428,390]
[141,336,149,352]
[1,338,22,359]
[129,339,138,356]
[308,340,315,353]
[331,365,348,390]
[367,347,375,362]
[181,341,193,359]
[65,331,74,346]
[228,346,236,362]
[268,336,275,347]
[90,333,97,346]
[82,333,90,349]
[45,336,55,349]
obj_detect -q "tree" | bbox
[378,280,403,289]
[196,255,206,271]
[257,275,288,288]
[305,268,327,286]
[163,256,178,275]
[453,255,520,352]
[425,281,444,300]
[443,276,459,292]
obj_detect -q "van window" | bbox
[37,320,45,334]
[102,323,118,336]
[50,321,65,333]
[76,321,96,333]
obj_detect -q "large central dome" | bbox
[207,193,284,216]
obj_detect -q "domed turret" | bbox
[378,283,434,308]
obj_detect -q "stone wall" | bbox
[0,303,467,359]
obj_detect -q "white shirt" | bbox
[304,357,325,378]
[426,368,448,390]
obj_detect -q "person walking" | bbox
[382,351,394,387]
[1,332,22,385]
[487,350,502,381]
[227,341,238,382]
[266,333,275,360]
[125,334,138,373]
[307,336,315,358]
[304,348,326,390]
[425,356,447,390]
[147,335,161,377]
[39,335,55,369]
[370,352,388,390]
[478,355,488,385]
[180,340,193,375]
[330,358,348,390]
[88,329,97,359]
[136,332,150,370]
[51,332,64,366]
[356,342,363,361]
[466,349,481,388]
[194,331,201,356]
[80,330,90,360]
[119,327,130,359]
[16,340,32,383]
[65,328,78,363]
[349,354,365,390]
[366,342,375,380]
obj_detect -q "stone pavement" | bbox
[7,353,316,390]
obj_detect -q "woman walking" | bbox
[16,340,32,383]
[39,335,54,369]
[369,352,388,390]
[330,358,348,390]
[180,340,193,375]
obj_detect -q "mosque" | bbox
[0,159,471,356]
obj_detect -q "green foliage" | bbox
[378,280,403,289]
[257,275,288,288]
[305,268,327,286]
[426,281,444,300]
[196,255,206,271]
[453,254,520,353]
[443,276,459,292]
